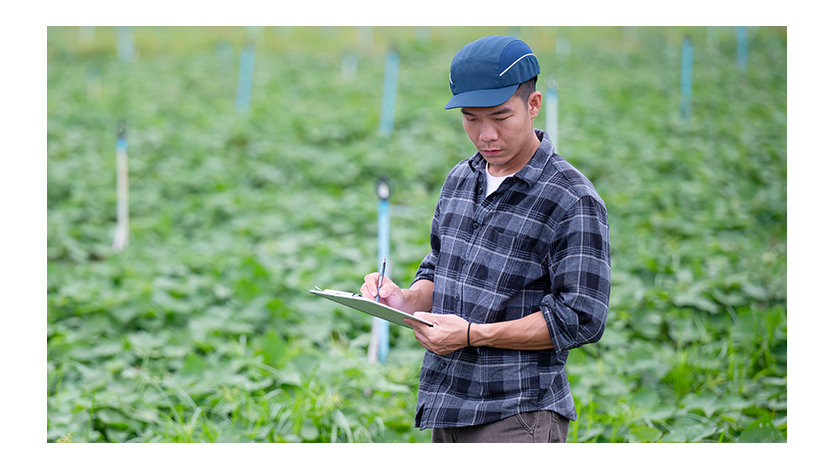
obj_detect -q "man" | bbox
[360,35,610,443]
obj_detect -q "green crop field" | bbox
[47,26,786,443]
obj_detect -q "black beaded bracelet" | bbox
[467,322,472,348]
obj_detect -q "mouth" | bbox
[480,149,502,156]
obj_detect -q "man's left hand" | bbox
[404,312,469,356]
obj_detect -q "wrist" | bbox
[402,280,434,314]
[469,322,489,348]
[401,287,425,314]
[399,288,415,313]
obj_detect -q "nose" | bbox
[479,121,499,144]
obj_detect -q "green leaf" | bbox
[259,330,290,369]
[662,414,719,442]
[682,393,721,418]
[332,409,353,442]
[737,418,784,443]
[642,405,678,422]
[181,353,208,377]
[672,287,720,314]
[301,421,320,441]
[69,341,123,361]
[628,425,662,443]
[742,283,769,301]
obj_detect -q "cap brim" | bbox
[444,84,519,109]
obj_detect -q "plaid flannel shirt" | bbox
[412,130,610,429]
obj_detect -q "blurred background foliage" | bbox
[47,26,786,443]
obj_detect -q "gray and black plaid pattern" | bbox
[412,130,610,429]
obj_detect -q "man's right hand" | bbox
[360,273,411,313]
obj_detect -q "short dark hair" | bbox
[513,76,538,103]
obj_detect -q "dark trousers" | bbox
[431,410,570,443]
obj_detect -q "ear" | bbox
[527,91,542,119]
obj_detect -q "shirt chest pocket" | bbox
[467,227,547,295]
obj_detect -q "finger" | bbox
[405,320,427,336]
[413,330,430,348]
[414,313,436,326]
[412,311,435,325]
[379,283,397,299]
[363,273,380,296]
[407,321,429,343]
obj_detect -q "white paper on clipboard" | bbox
[309,288,434,329]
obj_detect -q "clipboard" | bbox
[309,288,434,329]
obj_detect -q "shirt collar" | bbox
[467,129,552,186]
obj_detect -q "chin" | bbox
[485,156,509,165]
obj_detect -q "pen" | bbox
[375,257,386,303]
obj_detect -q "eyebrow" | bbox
[461,107,513,117]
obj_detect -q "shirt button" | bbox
[472,221,479,230]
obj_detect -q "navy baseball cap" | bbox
[445,35,540,109]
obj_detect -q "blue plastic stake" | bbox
[113,121,130,251]
[216,40,233,65]
[379,50,399,137]
[737,26,748,72]
[545,78,559,152]
[680,37,693,121]
[556,36,571,59]
[342,51,358,80]
[236,44,255,112]
[117,26,134,62]
[369,178,392,363]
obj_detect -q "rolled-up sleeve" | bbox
[540,195,611,352]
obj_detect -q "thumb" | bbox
[412,311,434,321]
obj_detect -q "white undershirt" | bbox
[484,164,515,196]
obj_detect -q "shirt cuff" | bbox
[412,272,434,286]
[540,294,578,351]
[540,293,606,352]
